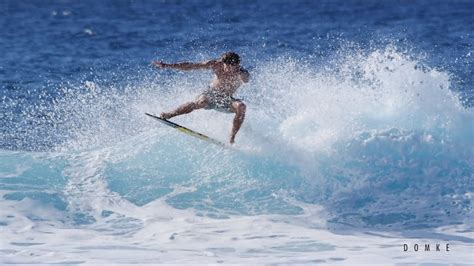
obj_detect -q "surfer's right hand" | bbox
[152,61,167,68]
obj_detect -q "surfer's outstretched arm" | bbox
[152,60,218,71]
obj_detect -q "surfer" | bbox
[152,52,250,144]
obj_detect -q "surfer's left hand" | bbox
[152,61,167,68]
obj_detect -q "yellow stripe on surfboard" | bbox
[177,127,210,141]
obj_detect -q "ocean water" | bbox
[1,0,473,264]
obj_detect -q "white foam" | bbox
[1,195,472,264]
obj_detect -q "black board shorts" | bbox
[198,89,241,113]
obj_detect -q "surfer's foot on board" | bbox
[229,134,236,144]
[160,112,174,120]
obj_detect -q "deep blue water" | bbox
[0,0,473,230]
[2,0,473,101]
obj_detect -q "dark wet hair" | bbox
[221,51,240,66]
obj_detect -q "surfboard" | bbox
[145,112,227,147]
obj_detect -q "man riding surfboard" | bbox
[152,52,250,144]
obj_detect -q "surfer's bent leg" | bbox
[229,100,246,144]
[161,96,209,119]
